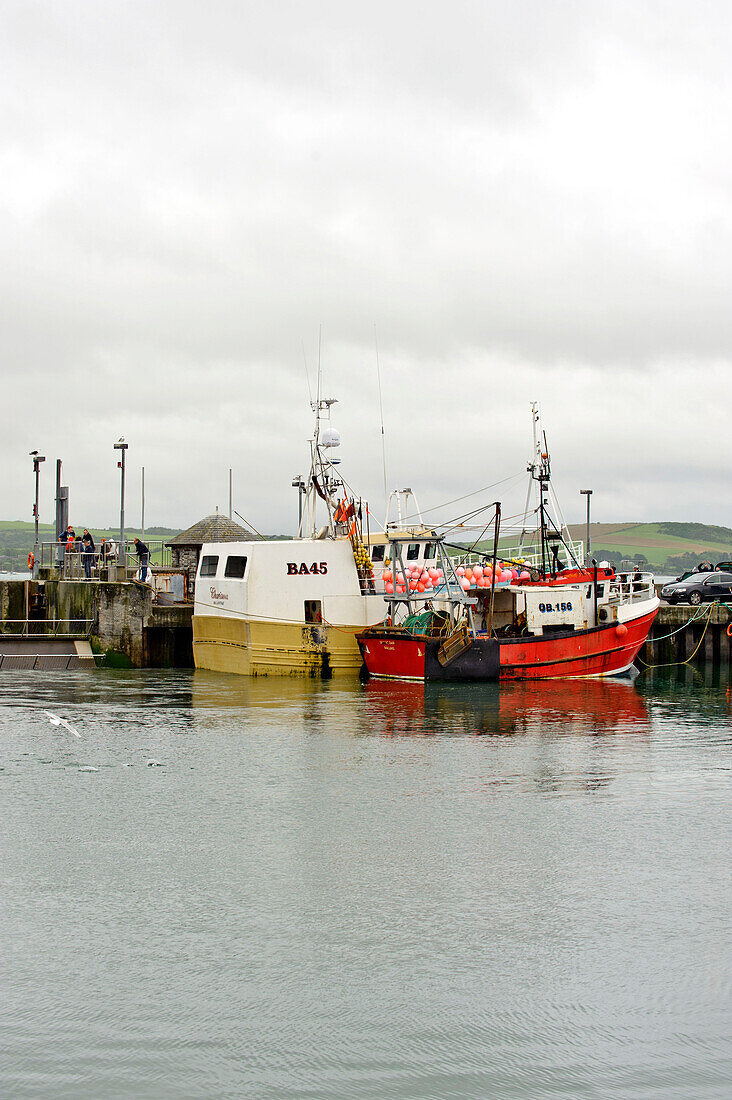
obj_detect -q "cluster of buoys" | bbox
[454,563,531,591]
[353,543,373,573]
[380,561,532,595]
[382,565,444,595]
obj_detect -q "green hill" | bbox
[565,522,732,572]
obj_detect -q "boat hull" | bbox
[193,614,367,677]
[357,607,658,682]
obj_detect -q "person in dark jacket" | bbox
[133,537,150,582]
[82,530,95,580]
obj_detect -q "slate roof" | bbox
[166,513,255,547]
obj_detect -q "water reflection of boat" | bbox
[362,676,649,737]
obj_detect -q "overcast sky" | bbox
[2,0,731,536]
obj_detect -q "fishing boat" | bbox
[356,413,659,682]
[192,396,428,677]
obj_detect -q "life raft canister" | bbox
[27,552,34,569]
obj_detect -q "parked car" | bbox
[661,571,732,605]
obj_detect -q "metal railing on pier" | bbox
[39,539,173,580]
[0,618,94,638]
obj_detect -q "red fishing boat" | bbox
[357,422,659,683]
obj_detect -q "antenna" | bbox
[301,340,313,405]
[374,324,389,518]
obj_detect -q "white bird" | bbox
[44,711,81,738]
[78,765,98,772]
[146,758,164,767]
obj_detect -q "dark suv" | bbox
[661,571,732,605]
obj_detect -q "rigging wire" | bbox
[373,325,389,519]
[395,470,526,527]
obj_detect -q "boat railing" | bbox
[606,571,655,605]
[455,538,586,570]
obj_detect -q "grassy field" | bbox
[564,522,732,571]
[455,520,732,572]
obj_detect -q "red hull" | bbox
[358,608,657,682]
[498,608,658,679]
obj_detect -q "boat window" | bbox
[371,545,385,562]
[424,542,436,560]
[305,600,322,624]
[199,555,219,577]
[224,555,247,579]
[407,544,420,560]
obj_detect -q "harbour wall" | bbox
[0,580,192,668]
[639,603,731,673]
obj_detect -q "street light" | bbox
[292,475,306,533]
[30,451,45,576]
[580,489,593,564]
[114,439,129,575]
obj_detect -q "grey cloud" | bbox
[1,1,730,528]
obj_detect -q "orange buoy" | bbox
[615,624,628,637]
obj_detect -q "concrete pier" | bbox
[640,603,732,671]
[0,579,192,668]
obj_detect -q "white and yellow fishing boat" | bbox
[193,396,434,677]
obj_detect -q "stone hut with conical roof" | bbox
[167,512,255,596]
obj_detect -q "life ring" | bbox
[727,623,732,638]
[27,552,34,569]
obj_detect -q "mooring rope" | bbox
[636,604,715,670]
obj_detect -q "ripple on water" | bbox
[1,668,730,1099]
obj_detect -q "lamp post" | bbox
[114,440,129,575]
[30,452,45,577]
[580,489,593,565]
[292,475,305,533]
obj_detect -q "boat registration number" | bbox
[538,601,573,613]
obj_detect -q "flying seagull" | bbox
[44,711,81,738]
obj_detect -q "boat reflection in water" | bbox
[361,676,650,740]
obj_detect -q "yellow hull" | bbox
[192,614,365,677]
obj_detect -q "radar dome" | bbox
[321,427,341,448]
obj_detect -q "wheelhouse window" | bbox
[371,544,385,562]
[199,555,219,577]
[224,555,247,579]
[407,543,420,560]
[424,542,436,560]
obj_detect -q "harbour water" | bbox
[2,669,730,1099]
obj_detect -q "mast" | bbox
[519,403,582,573]
[297,394,343,539]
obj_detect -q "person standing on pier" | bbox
[133,537,150,582]
[82,530,95,580]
